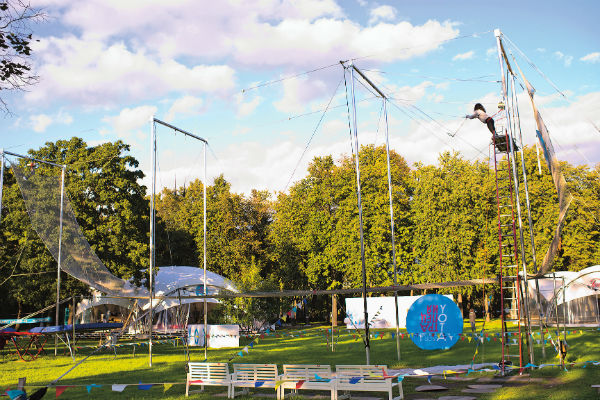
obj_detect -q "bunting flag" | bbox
[295,380,305,389]
[55,386,74,398]
[5,390,26,400]
[349,377,361,384]
[163,384,173,392]
[111,384,127,392]
[254,381,265,388]
[86,384,101,393]
[138,382,152,391]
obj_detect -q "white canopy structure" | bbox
[76,266,238,323]
[528,266,600,326]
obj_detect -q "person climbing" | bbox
[465,103,496,135]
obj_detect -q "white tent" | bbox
[76,266,238,323]
[528,266,600,326]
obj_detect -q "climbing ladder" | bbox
[491,126,523,375]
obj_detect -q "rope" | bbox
[283,75,344,192]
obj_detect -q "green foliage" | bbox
[0,0,43,112]
[0,137,149,317]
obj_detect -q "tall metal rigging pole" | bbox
[348,63,403,361]
[347,62,370,364]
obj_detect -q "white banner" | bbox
[187,324,239,348]
[344,295,454,329]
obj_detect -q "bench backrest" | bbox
[283,364,333,380]
[336,364,390,383]
[233,364,278,381]
[188,362,230,381]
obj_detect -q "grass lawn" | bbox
[1,320,598,399]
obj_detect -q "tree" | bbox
[0,138,149,318]
[0,0,43,113]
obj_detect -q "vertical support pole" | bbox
[552,273,562,368]
[72,296,76,352]
[203,142,208,361]
[348,63,370,365]
[0,150,4,225]
[149,117,156,367]
[561,277,567,361]
[535,278,546,358]
[494,28,532,367]
[383,100,401,361]
[55,166,66,356]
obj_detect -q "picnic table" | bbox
[0,328,47,361]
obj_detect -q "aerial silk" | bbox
[510,57,573,276]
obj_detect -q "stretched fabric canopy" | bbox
[10,159,140,297]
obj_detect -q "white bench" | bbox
[335,365,403,400]
[592,384,600,394]
[280,364,335,400]
[186,362,231,397]
[231,363,279,398]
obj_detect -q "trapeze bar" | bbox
[1,150,66,168]
[152,118,207,143]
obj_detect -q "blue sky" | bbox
[2,0,599,194]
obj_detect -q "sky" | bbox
[2,0,599,195]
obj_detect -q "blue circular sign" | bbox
[405,294,463,350]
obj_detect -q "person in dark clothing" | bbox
[466,103,496,135]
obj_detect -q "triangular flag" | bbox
[86,384,101,393]
[238,351,243,357]
[254,381,265,388]
[6,390,26,400]
[349,377,361,384]
[249,342,254,348]
[163,383,173,392]
[243,346,249,353]
[295,380,305,389]
[55,386,74,398]
[112,384,127,392]
[138,381,152,391]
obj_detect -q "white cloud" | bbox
[580,52,600,63]
[234,93,263,117]
[536,48,546,53]
[453,50,474,61]
[553,51,573,67]
[165,95,205,122]
[28,110,74,133]
[273,77,328,114]
[30,114,53,133]
[102,105,157,139]
[27,37,236,106]
[486,47,496,58]
[369,5,397,24]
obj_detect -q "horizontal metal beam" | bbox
[101,278,501,300]
[153,118,207,144]
[1,149,66,168]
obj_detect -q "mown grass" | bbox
[1,320,598,399]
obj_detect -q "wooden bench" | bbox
[592,384,600,394]
[231,363,279,398]
[186,362,232,397]
[280,364,335,400]
[335,365,403,400]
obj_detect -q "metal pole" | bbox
[383,100,401,361]
[203,142,208,361]
[149,117,156,367]
[55,166,66,356]
[494,28,533,365]
[535,277,546,358]
[0,150,4,225]
[348,63,370,365]
[561,277,567,358]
